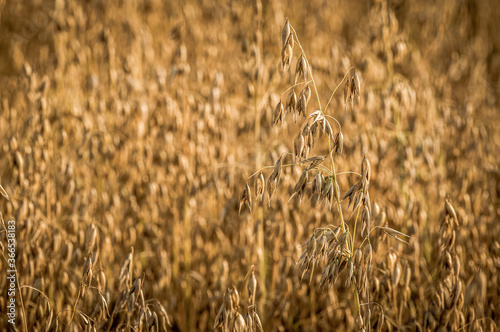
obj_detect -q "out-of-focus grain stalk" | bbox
[382,0,407,208]
[352,202,363,251]
[46,139,52,224]
[250,0,267,315]
[172,209,179,281]
[381,0,394,84]
[184,199,193,331]
[393,101,408,209]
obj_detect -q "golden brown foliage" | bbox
[0,0,499,331]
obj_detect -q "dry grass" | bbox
[0,0,499,331]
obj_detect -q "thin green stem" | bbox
[324,66,355,113]
[313,164,332,175]
[19,286,53,310]
[69,285,82,328]
[281,80,313,97]
[353,280,361,316]
[352,202,363,251]
[289,23,348,256]
[336,171,361,177]
[249,158,329,179]
[327,138,347,237]
[323,114,342,130]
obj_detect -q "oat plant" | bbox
[239,18,409,331]
[213,266,263,332]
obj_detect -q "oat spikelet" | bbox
[324,119,334,142]
[247,266,257,305]
[295,55,308,83]
[273,101,284,126]
[82,253,93,282]
[344,70,362,111]
[254,173,265,202]
[281,44,293,74]
[445,196,458,225]
[245,311,254,332]
[332,130,344,158]
[361,204,371,238]
[239,183,252,214]
[85,223,97,255]
[281,18,290,50]
[294,132,305,162]
[353,71,361,96]
[303,84,311,103]
[311,173,323,206]
[234,312,245,332]
[119,247,134,289]
[361,155,371,194]
[288,169,308,205]
[253,311,263,332]
[0,184,9,200]
[267,155,283,207]
[286,89,297,120]
[320,176,334,209]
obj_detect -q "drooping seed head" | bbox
[299,94,307,120]
[333,130,344,158]
[245,311,254,331]
[239,183,252,214]
[364,243,372,269]
[253,311,263,332]
[354,248,363,268]
[302,125,311,153]
[286,89,298,118]
[320,177,333,207]
[267,155,283,206]
[392,263,401,287]
[273,101,284,126]
[294,132,305,161]
[404,264,411,289]
[82,252,93,280]
[361,204,371,237]
[313,173,323,196]
[324,119,334,142]
[224,287,234,313]
[85,223,97,254]
[247,267,257,304]
[254,172,265,202]
[306,234,317,257]
[345,260,354,288]
[353,72,361,96]
[230,285,240,310]
[289,169,308,205]
[344,77,350,111]
[295,55,308,83]
[303,84,311,104]
[281,18,290,50]
[281,44,293,73]
[361,155,371,193]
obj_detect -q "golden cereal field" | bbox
[0,0,499,331]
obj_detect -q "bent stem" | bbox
[324,66,356,113]
[352,202,363,251]
[70,284,82,328]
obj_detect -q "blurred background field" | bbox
[0,0,499,331]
